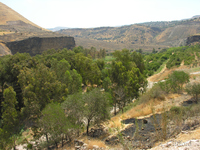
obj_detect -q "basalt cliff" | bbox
[4,36,75,56]
[186,34,200,46]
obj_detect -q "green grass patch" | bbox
[104,56,115,68]
[104,56,115,62]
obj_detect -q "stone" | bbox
[143,119,148,124]
[75,146,81,150]
[93,145,99,149]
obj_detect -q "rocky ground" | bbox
[152,139,200,150]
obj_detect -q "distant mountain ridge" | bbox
[48,27,71,32]
[58,16,200,51]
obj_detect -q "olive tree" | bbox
[38,103,71,149]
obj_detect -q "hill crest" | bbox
[0,2,42,29]
[58,16,200,51]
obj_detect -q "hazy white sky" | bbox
[1,0,200,28]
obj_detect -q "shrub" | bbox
[170,106,182,115]
[139,84,165,104]
[185,82,200,103]
[27,143,33,149]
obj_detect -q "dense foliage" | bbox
[0,47,146,149]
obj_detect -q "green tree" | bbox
[113,49,134,70]
[159,71,190,94]
[73,53,101,85]
[68,69,82,94]
[152,48,157,54]
[110,61,127,86]
[73,46,84,53]
[38,103,71,149]
[103,77,112,93]
[18,64,67,120]
[126,67,146,99]
[96,59,105,71]
[168,71,189,93]
[0,53,34,116]
[1,86,19,150]
[62,89,111,136]
[61,92,85,136]
[131,51,145,74]
[110,59,147,113]
[50,58,71,82]
[185,83,200,103]
[100,49,106,58]
[84,89,111,135]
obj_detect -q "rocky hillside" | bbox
[186,34,200,45]
[58,17,200,51]
[0,2,75,56]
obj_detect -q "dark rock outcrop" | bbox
[186,35,200,45]
[5,36,75,56]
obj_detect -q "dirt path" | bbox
[147,64,167,82]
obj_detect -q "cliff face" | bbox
[186,35,200,45]
[5,36,75,56]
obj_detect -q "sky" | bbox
[1,0,200,29]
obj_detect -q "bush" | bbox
[150,84,165,100]
[185,82,200,103]
[170,106,182,115]
[139,84,165,104]
[27,143,33,149]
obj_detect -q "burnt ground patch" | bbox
[105,113,200,149]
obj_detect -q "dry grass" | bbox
[176,127,200,142]
[0,32,14,35]
[125,102,152,118]
[59,137,107,150]
[107,99,162,130]
[108,116,123,129]
[58,143,74,150]
[166,93,180,99]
